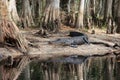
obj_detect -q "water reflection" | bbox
[18,55,118,80]
[0,55,120,80]
[84,55,116,80]
[0,56,30,80]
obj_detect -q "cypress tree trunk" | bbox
[116,0,120,33]
[71,0,77,27]
[104,0,114,34]
[76,0,85,29]
[90,0,95,29]
[20,0,35,28]
[41,0,60,33]
[67,0,71,13]
[85,0,91,29]
[0,0,28,53]
[8,0,20,24]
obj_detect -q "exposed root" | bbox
[35,29,48,38]
[0,19,28,54]
[91,42,120,49]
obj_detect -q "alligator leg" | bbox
[83,37,90,44]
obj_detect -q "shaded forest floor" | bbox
[0,25,120,61]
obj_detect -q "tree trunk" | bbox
[20,0,35,28]
[104,0,114,34]
[30,0,39,24]
[76,0,85,29]
[90,0,95,30]
[116,0,120,33]
[85,0,91,29]
[0,0,28,53]
[66,0,76,27]
[66,0,72,26]
[67,0,71,13]
[104,0,113,21]
[41,0,60,33]
[71,0,77,27]
[8,0,20,24]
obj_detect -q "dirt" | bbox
[0,26,120,61]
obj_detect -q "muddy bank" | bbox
[0,29,120,62]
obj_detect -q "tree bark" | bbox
[41,0,60,33]
[116,0,120,33]
[67,0,71,13]
[76,0,85,29]
[85,0,91,29]
[0,0,28,53]
[71,0,77,27]
[20,0,35,28]
[8,0,20,24]
[104,0,114,34]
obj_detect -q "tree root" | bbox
[0,19,28,54]
[91,41,120,49]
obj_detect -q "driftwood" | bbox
[0,56,30,80]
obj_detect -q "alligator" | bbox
[49,31,120,48]
[49,31,89,47]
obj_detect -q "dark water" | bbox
[18,55,120,80]
[0,55,120,80]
